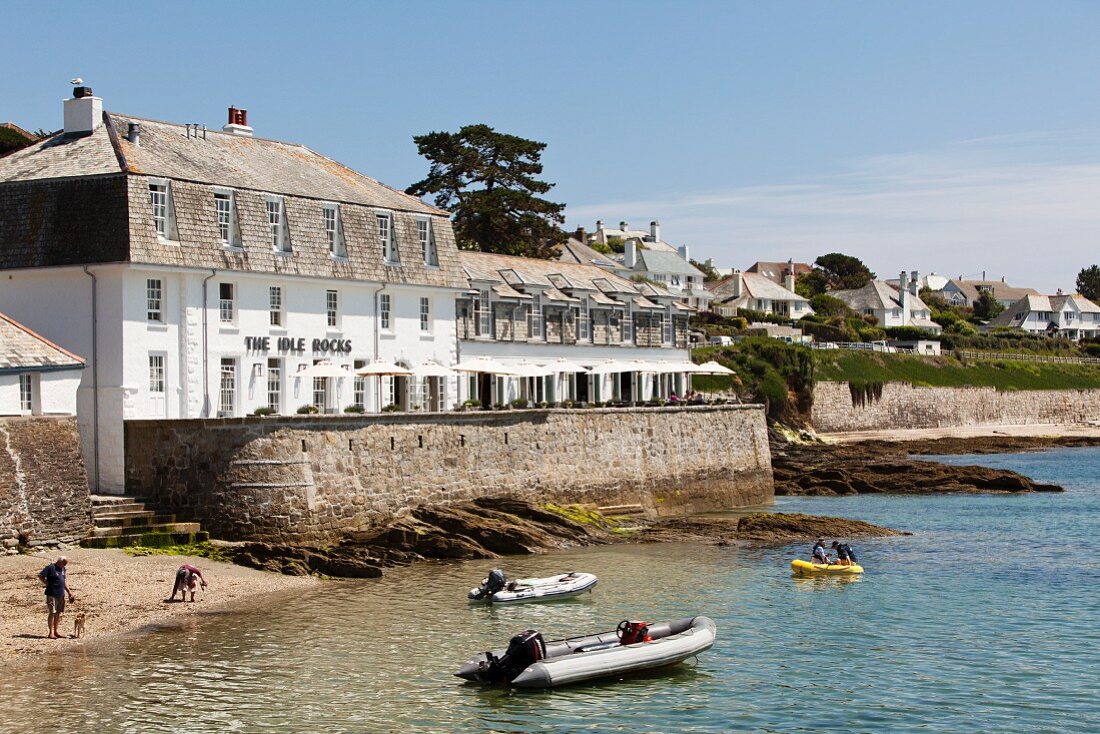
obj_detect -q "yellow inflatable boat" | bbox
[791,559,864,576]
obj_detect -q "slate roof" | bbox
[831,280,932,314]
[745,260,812,283]
[0,112,468,289]
[459,251,687,310]
[635,249,704,277]
[944,279,1040,303]
[708,272,808,303]
[0,311,85,372]
[555,237,623,270]
[110,114,441,214]
[989,293,1100,327]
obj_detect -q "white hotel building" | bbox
[0,90,468,492]
[0,88,697,494]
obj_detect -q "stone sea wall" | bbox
[812,381,1100,433]
[0,417,91,545]
[124,405,773,544]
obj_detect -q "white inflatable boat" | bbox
[468,570,598,605]
[455,616,717,688]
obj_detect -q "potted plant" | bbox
[343,405,365,414]
[252,407,276,417]
[296,404,319,415]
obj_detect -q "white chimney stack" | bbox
[624,240,637,268]
[63,85,103,135]
[730,269,742,298]
[650,220,661,243]
[898,271,911,324]
[620,221,629,232]
[677,244,689,261]
[909,270,920,296]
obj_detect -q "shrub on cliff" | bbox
[692,338,813,423]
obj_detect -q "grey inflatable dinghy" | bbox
[468,570,598,604]
[455,616,716,688]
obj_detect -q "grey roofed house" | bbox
[986,292,1100,340]
[0,106,467,290]
[830,279,942,333]
[939,279,1040,308]
[0,310,84,373]
[707,271,814,318]
[636,248,705,278]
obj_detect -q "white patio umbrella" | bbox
[510,362,555,378]
[650,360,701,374]
[540,358,590,373]
[696,360,737,375]
[453,357,521,375]
[411,361,457,378]
[294,361,352,379]
[586,360,632,375]
[354,361,412,377]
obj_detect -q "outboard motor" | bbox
[470,569,507,600]
[478,630,546,684]
[617,620,652,645]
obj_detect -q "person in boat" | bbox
[831,541,857,567]
[811,539,832,565]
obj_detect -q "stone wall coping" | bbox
[124,403,763,429]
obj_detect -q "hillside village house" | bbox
[830,272,942,334]
[744,260,813,285]
[938,278,1039,309]
[0,311,84,416]
[588,219,679,254]
[456,252,694,405]
[707,269,813,319]
[0,87,469,491]
[986,293,1100,341]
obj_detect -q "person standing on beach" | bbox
[39,556,75,639]
[167,563,208,602]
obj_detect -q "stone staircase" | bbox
[81,495,208,549]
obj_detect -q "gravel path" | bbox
[0,548,315,662]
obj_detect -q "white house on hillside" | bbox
[707,270,813,320]
[830,273,942,334]
[938,278,1040,308]
[986,293,1100,341]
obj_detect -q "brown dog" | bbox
[73,612,86,639]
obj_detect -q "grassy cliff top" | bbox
[814,351,1100,391]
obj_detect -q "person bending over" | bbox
[832,541,857,567]
[167,563,208,602]
[811,539,831,565]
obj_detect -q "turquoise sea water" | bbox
[3,447,1099,733]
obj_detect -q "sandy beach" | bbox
[0,547,316,662]
[819,422,1100,444]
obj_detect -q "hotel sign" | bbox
[244,336,353,354]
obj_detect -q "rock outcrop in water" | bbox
[228,497,606,577]
[226,497,902,577]
[772,441,1064,496]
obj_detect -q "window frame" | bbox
[378,211,399,264]
[218,357,238,418]
[380,293,392,331]
[214,188,241,248]
[218,282,236,325]
[18,373,33,414]
[327,289,340,329]
[266,195,291,253]
[146,278,164,323]
[324,203,347,259]
[419,296,431,333]
[148,179,176,242]
[417,216,439,266]
[269,285,284,328]
[266,357,282,413]
[148,353,166,394]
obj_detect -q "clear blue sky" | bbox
[6,1,1100,291]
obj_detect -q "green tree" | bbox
[1076,265,1100,303]
[813,253,876,290]
[406,124,566,258]
[690,258,721,283]
[795,270,830,298]
[972,291,1005,320]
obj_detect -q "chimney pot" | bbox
[127,122,141,145]
[222,106,253,137]
[619,221,628,232]
[575,226,586,242]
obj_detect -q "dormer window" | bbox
[266,196,291,253]
[417,217,439,266]
[214,189,241,248]
[378,212,399,264]
[148,180,177,241]
[324,203,347,258]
